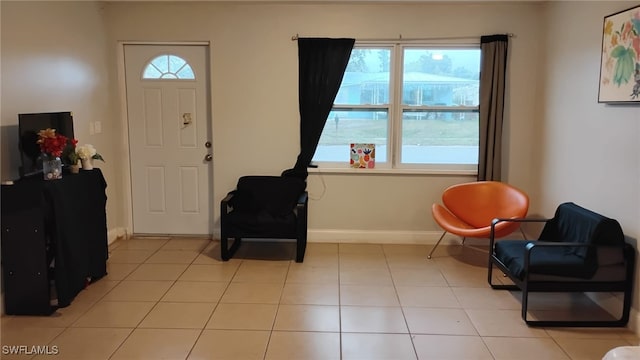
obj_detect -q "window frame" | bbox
[313,41,481,174]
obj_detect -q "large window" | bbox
[313,44,481,172]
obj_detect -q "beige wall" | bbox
[0,1,545,237]
[104,1,543,238]
[536,1,640,331]
[0,1,123,232]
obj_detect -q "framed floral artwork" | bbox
[598,5,640,103]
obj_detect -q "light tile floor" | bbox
[1,237,638,359]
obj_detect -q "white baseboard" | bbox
[213,228,456,245]
[108,227,128,245]
[308,229,453,244]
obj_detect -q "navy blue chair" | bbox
[488,202,635,327]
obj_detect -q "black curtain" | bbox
[478,34,509,181]
[283,38,354,180]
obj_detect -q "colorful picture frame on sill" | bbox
[350,143,375,169]
[598,4,640,103]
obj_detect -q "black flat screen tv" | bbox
[18,111,74,178]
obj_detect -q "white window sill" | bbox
[307,167,478,176]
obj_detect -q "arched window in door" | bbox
[142,54,195,79]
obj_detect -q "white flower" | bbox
[76,144,97,160]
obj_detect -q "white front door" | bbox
[124,44,212,235]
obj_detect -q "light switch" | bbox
[89,122,95,135]
[94,121,102,134]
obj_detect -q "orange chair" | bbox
[428,181,529,259]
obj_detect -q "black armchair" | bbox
[220,176,308,262]
[488,202,635,327]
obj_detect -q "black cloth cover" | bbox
[1,169,108,312]
[229,176,305,217]
[226,176,306,236]
[495,240,592,280]
[494,202,625,280]
[538,202,625,258]
[44,169,108,306]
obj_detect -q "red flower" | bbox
[37,128,74,157]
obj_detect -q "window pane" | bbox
[401,111,478,164]
[168,56,186,73]
[336,48,391,105]
[151,55,169,73]
[403,48,480,106]
[314,110,388,162]
[143,66,163,79]
[176,66,195,79]
[143,54,195,80]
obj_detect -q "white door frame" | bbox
[116,41,213,237]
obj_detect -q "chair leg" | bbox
[519,228,527,240]
[487,256,494,286]
[296,234,307,263]
[428,231,447,259]
[220,235,229,261]
[488,258,519,290]
[521,285,529,323]
[221,236,242,261]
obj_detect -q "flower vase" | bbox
[81,158,94,170]
[69,164,80,174]
[42,154,62,180]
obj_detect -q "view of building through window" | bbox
[313,45,481,170]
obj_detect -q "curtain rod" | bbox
[291,33,514,42]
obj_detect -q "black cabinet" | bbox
[1,169,109,315]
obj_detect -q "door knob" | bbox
[204,154,213,162]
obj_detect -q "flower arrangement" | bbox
[37,128,75,158]
[601,6,640,100]
[76,144,105,162]
[63,146,80,165]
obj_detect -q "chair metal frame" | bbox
[488,218,636,327]
[428,227,527,259]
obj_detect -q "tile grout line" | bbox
[382,245,420,360]
[338,244,343,360]
[67,238,170,358]
[188,239,242,359]
[5,240,638,360]
[105,236,170,359]
[109,236,214,359]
